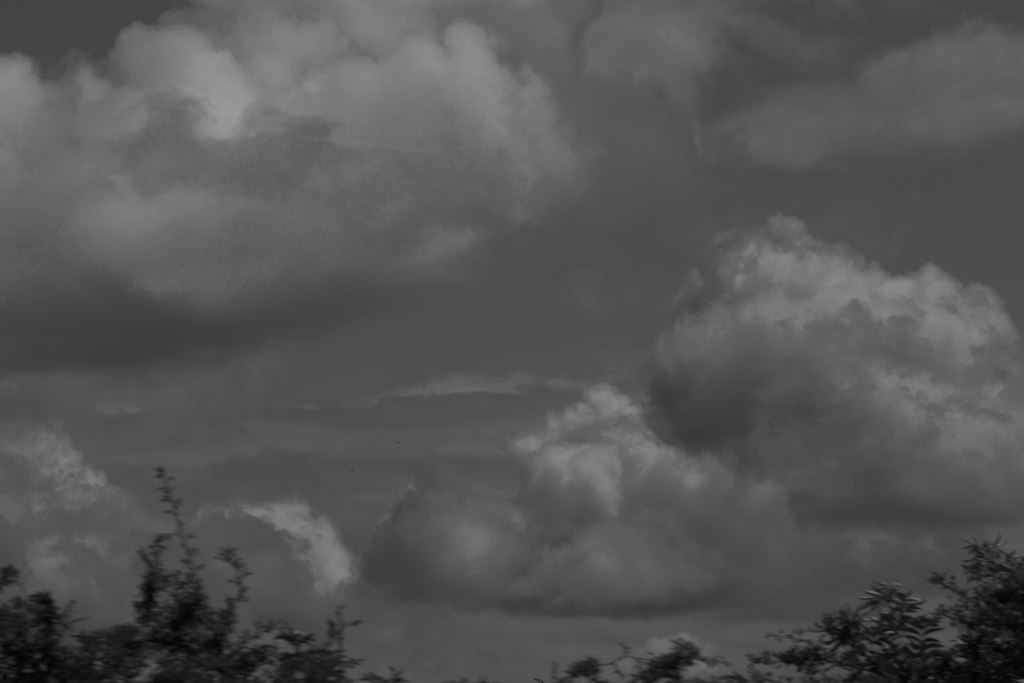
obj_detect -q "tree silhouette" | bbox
[745,538,1024,682]
[4,470,1024,682]
[0,467,376,682]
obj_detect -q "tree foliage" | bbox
[0,468,376,682]
[4,469,1024,682]
[744,538,1024,683]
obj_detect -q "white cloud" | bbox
[0,423,136,522]
[714,22,1024,167]
[227,499,356,595]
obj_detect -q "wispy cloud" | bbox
[346,372,590,408]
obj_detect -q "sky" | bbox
[3,0,1024,679]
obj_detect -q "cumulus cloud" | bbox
[654,214,1024,527]
[0,419,358,627]
[0,422,155,619]
[714,22,1024,167]
[363,384,802,615]
[0,0,580,372]
[205,498,357,596]
[361,215,1024,616]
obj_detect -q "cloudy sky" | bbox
[3,0,1024,679]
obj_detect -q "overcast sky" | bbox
[3,0,1024,679]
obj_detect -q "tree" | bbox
[539,636,739,683]
[929,537,1024,681]
[746,537,1024,683]
[0,466,382,682]
[7,466,1024,683]
[0,565,79,682]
